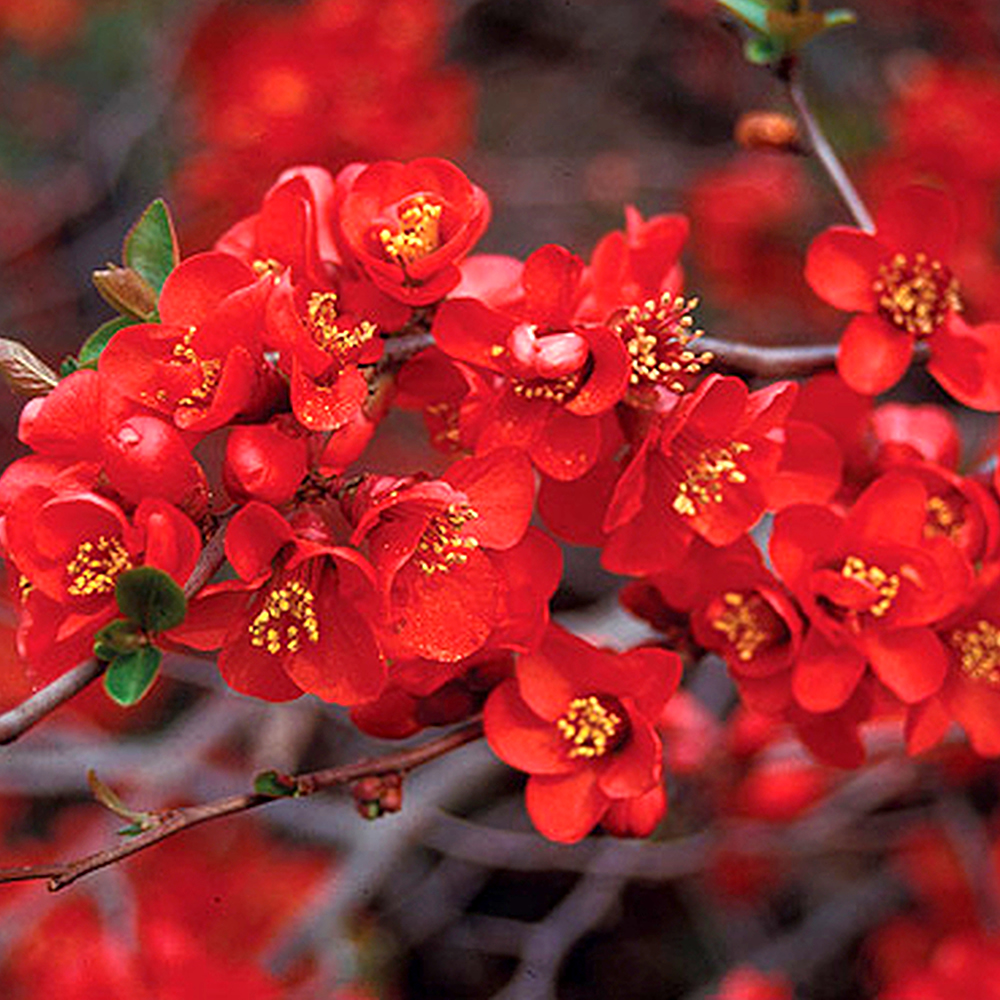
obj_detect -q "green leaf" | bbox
[77,316,136,369]
[715,0,770,33]
[60,357,79,377]
[103,646,162,706]
[253,770,299,798]
[93,618,145,660]
[123,199,179,295]
[115,566,187,633]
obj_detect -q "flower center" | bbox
[171,328,223,409]
[949,620,1000,686]
[557,694,629,759]
[609,293,713,395]
[252,258,283,280]
[924,494,964,540]
[414,503,480,575]
[711,591,783,662]
[248,578,320,655]
[672,442,750,517]
[872,252,961,338]
[510,368,583,404]
[305,291,377,357]
[66,536,133,597]
[841,555,899,618]
[378,195,442,266]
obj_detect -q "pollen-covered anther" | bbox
[925,494,964,540]
[841,555,900,617]
[557,694,628,759]
[248,578,320,655]
[872,251,962,338]
[711,591,780,662]
[611,293,713,394]
[672,441,750,517]
[415,503,480,575]
[306,291,377,355]
[510,369,582,404]
[170,329,222,407]
[252,258,283,280]
[66,535,133,597]
[379,195,443,266]
[950,619,1000,686]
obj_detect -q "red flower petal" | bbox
[792,630,867,711]
[804,227,883,312]
[836,314,913,396]
[525,769,607,843]
[483,680,577,775]
[863,627,947,703]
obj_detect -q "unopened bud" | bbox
[734,111,801,154]
[352,772,403,820]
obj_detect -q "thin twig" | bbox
[0,659,106,746]
[785,67,875,233]
[0,717,483,891]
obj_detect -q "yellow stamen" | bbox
[557,695,626,759]
[248,578,320,655]
[66,536,133,597]
[378,195,442,266]
[872,252,961,338]
[673,442,750,517]
[414,504,480,575]
[841,555,900,618]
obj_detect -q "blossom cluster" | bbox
[3,147,1000,846]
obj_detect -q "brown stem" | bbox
[0,658,106,746]
[785,68,875,233]
[699,336,839,378]
[0,518,231,747]
[0,717,484,891]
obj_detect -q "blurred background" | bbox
[2,1,1000,997]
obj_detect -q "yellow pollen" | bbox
[556,695,624,759]
[610,293,713,395]
[841,555,900,618]
[925,495,963,540]
[510,369,582,404]
[305,291,377,356]
[252,258,283,280]
[415,504,479,575]
[248,578,320,655]
[171,328,223,408]
[711,592,777,662]
[66,536,133,597]
[673,442,750,517]
[872,252,962,338]
[950,620,1000,686]
[378,195,442,266]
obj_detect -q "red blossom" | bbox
[805,185,1000,407]
[484,624,682,843]
[335,157,490,305]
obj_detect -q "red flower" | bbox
[770,472,972,713]
[4,488,200,683]
[602,374,797,576]
[433,244,631,480]
[99,252,276,432]
[483,624,682,843]
[335,157,490,305]
[184,501,385,704]
[805,185,1000,407]
[346,449,539,662]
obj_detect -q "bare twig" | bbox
[0,659,106,746]
[0,717,483,891]
[785,67,875,233]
